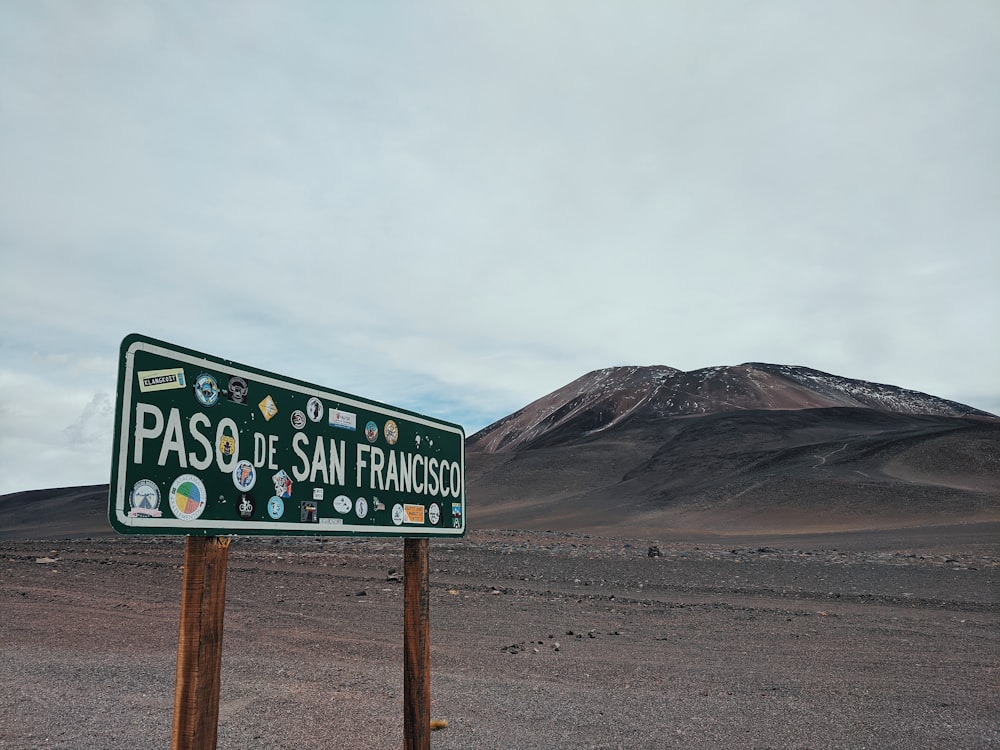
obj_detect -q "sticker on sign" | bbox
[108,334,466,538]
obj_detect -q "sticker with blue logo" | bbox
[233,460,256,492]
[194,373,220,407]
[267,496,284,519]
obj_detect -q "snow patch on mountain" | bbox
[469,363,997,453]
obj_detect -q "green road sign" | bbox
[109,334,466,537]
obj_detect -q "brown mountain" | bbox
[469,363,994,452]
[466,364,1000,535]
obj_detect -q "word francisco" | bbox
[132,403,464,499]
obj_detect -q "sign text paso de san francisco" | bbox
[109,334,466,537]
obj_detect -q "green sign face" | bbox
[109,334,466,537]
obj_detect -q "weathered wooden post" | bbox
[171,536,231,750]
[403,538,431,750]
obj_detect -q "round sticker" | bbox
[391,503,405,526]
[428,503,441,525]
[193,373,220,407]
[267,496,284,519]
[226,376,248,405]
[333,494,352,514]
[291,410,307,430]
[384,420,399,445]
[233,460,256,492]
[306,397,324,422]
[169,474,207,521]
[355,497,368,519]
[365,421,379,443]
[129,479,161,518]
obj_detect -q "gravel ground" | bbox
[1,528,998,749]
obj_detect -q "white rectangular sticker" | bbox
[137,368,186,392]
[329,408,357,431]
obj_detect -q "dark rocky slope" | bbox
[466,365,1000,534]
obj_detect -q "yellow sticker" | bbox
[258,395,278,421]
[218,435,236,456]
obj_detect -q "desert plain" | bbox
[2,522,997,750]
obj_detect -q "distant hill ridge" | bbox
[468,363,995,453]
[3,363,997,539]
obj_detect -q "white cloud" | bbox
[64,392,114,447]
[0,1,997,494]
[0,368,115,492]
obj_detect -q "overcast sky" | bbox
[1,1,997,496]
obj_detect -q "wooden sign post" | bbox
[171,536,231,750]
[403,538,431,750]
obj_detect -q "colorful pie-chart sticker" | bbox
[384,420,399,445]
[169,474,207,521]
[233,460,256,492]
[333,494,352,514]
[428,503,441,525]
[355,497,368,519]
[267,496,284,519]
